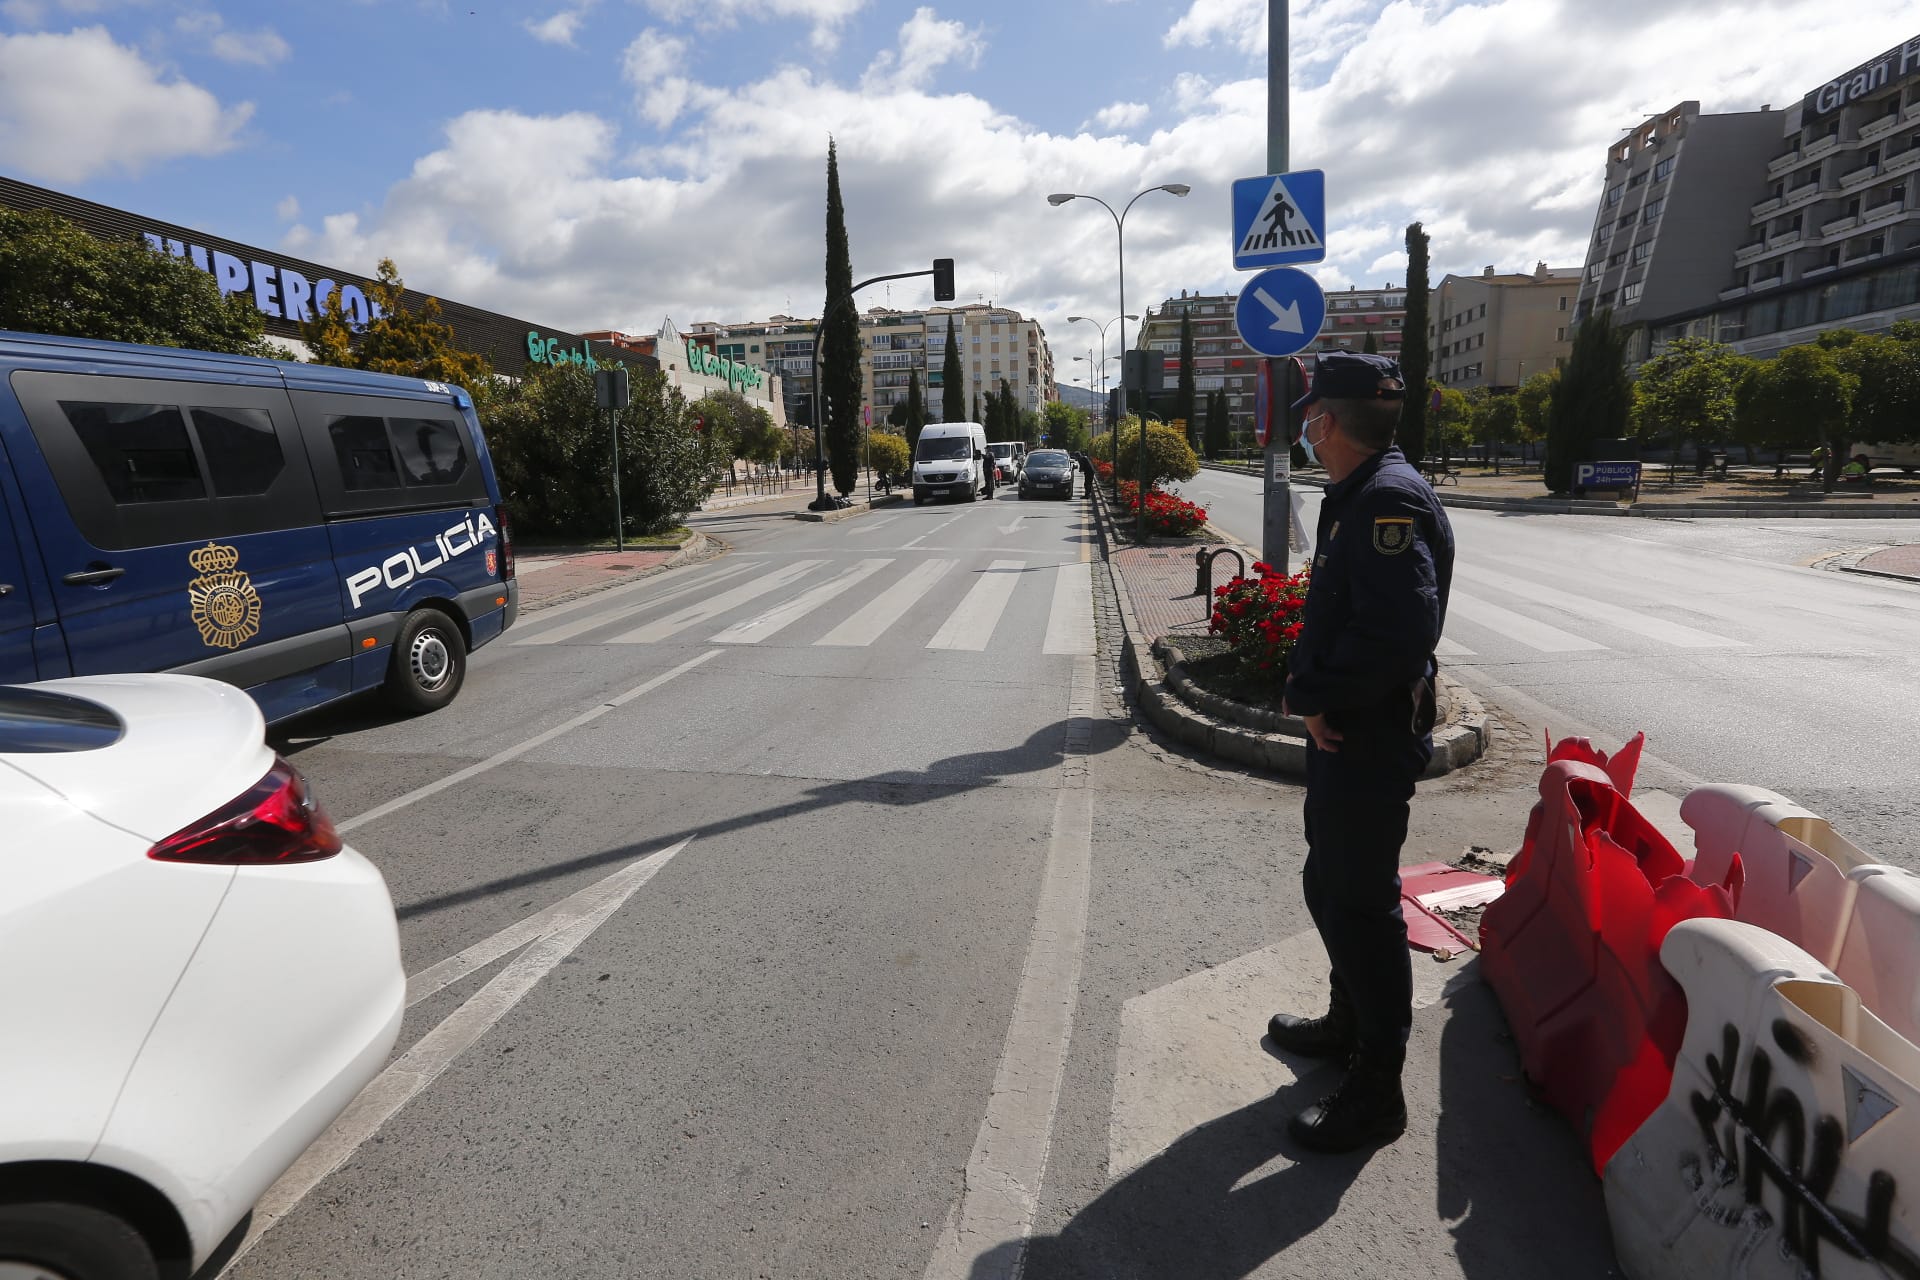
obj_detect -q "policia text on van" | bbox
[0,332,518,723]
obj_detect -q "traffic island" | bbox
[790,492,906,523]
[1091,477,1488,779]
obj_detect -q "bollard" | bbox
[1194,546,1247,600]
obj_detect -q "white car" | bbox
[0,674,404,1279]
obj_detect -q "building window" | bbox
[1556,327,1567,342]
[1642,198,1665,224]
[1587,262,1604,281]
[1597,225,1614,245]
[1606,183,1624,207]
[1478,303,1487,319]
[1622,281,1645,305]
[1652,156,1675,183]
[1632,240,1653,264]
[1608,251,1626,268]
[1629,171,1648,189]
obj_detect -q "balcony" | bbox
[1805,134,1841,162]
[1861,112,1904,143]
[1821,212,1861,237]
[1751,194,1784,219]
[1766,147,1804,179]
[1782,180,1828,212]
[1841,162,1881,189]
[1719,284,1751,301]
[1733,239,1771,267]
[1862,197,1910,228]
[1887,145,1920,177]
[1750,272,1785,291]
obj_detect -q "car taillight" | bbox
[148,757,342,865]
[497,504,515,580]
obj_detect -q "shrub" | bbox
[1209,563,1311,685]
[868,430,910,480]
[1112,419,1201,490]
[1116,479,1207,536]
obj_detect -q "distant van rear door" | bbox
[5,366,344,684]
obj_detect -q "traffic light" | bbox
[932,258,955,302]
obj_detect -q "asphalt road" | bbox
[1174,464,1920,860]
[217,484,1620,1280]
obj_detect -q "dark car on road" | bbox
[1019,450,1075,500]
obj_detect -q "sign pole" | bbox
[1262,0,1290,575]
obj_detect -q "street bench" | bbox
[1422,462,1459,487]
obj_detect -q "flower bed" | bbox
[1208,562,1311,694]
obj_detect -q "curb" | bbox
[1198,461,1920,519]
[791,493,906,524]
[1090,480,1486,779]
[518,530,715,616]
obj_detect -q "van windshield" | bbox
[916,436,972,462]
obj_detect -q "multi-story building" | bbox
[1132,285,1407,441]
[1576,32,1920,363]
[1431,263,1583,389]
[685,303,1054,429]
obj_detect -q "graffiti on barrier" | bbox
[1681,1020,1920,1278]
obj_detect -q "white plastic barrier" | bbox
[1605,918,1920,1280]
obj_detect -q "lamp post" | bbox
[1068,314,1134,446]
[1051,186,1191,539]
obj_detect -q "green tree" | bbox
[1735,344,1858,491]
[1176,307,1198,452]
[304,257,493,395]
[868,429,909,482]
[1545,309,1631,492]
[904,368,927,455]
[479,362,720,538]
[1431,387,1473,462]
[1042,399,1087,449]
[1113,417,1200,490]
[1204,389,1230,459]
[688,390,761,465]
[780,425,817,469]
[1400,222,1432,463]
[1363,329,1379,355]
[0,206,279,356]
[1828,327,1920,451]
[941,315,965,423]
[972,390,982,423]
[1516,368,1559,459]
[1471,392,1519,473]
[819,138,863,496]
[1630,336,1748,476]
[733,406,784,467]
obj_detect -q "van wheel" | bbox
[385,608,467,713]
[0,1202,160,1280]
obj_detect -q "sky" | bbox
[1,0,1916,376]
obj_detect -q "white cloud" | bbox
[290,0,1920,354]
[0,25,250,183]
[525,3,597,47]
[861,7,984,92]
[1093,101,1150,131]
[210,27,289,66]
[638,0,868,53]
[0,1,46,23]
[276,194,300,221]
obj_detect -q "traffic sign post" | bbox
[1231,170,1326,269]
[1234,266,1325,359]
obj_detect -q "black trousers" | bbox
[1300,709,1432,1058]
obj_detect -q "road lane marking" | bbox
[504,558,750,636]
[1456,564,1745,649]
[610,560,823,644]
[1042,562,1094,655]
[846,514,902,535]
[1000,515,1025,535]
[923,655,1098,1280]
[926,560,1024,651]
[711,558,894,644]
[336,651,721,834]
[1436,636,1475,658]
[1447,589,1607,654]
[219,837,692,1274]
[511,562,761,646]
[815,559,956,647]
[903,512,965,549]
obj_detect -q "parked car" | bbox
[0,330,518,724]
[1018,449,1076,500]
[0,672,405,1280]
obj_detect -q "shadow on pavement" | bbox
[391,714,1128,921]
[980,1072,1371,1280]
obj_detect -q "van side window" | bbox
[61,402,208,504]
[389,416,470,487]
[191,406,284,497]
[328,415,401,491]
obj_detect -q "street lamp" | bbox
[1050,184,1191,539]
[1068,314,1135,447]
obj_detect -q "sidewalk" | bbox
[1106,542,1237,647]
[1849,542,1920,582]
[514,543,700,612]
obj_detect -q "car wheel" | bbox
[914,495,926,506]
[384,607,467,714]
[0,1203,160,1280]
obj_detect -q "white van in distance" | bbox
[913,421,992,505]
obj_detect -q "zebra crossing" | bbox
[508,554,1096,656]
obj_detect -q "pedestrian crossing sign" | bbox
[1231,170,1327,270]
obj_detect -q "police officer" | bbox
[1267,351,1454,1153]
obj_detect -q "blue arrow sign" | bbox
[1234,267,1325,358]
[1231,170,1327,269]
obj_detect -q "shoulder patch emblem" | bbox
[1372,517,1414,556]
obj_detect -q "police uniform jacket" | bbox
[1284,446,1454,723]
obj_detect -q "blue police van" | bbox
[0,331,517,723]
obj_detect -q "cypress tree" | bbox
[820,138,862,497]
[1363,329,1379,354]
[1400,222,1432,463]
[998,378,1015,439]
[1546,309,1631,493]
[941,314,964,423]
[972,390,982,423]
[905,368,925,455]
[1176,307,1198,451]
[1204,389,1229,459]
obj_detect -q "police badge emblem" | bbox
[486,549,498,576]
[187,542,263,649]
[1372,517,1413,555]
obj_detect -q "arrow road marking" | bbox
[1254,286,1304,333]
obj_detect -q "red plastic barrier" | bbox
[1480,735,1740,1173]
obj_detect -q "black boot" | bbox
[1266,983,1355,1059]
[1286,1051,1407,1153]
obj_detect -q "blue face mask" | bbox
[1299,413,1328,465]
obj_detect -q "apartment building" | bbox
[1431,263,1583,389]
[1132,286,1407,441]
[1574,32,1920,362]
